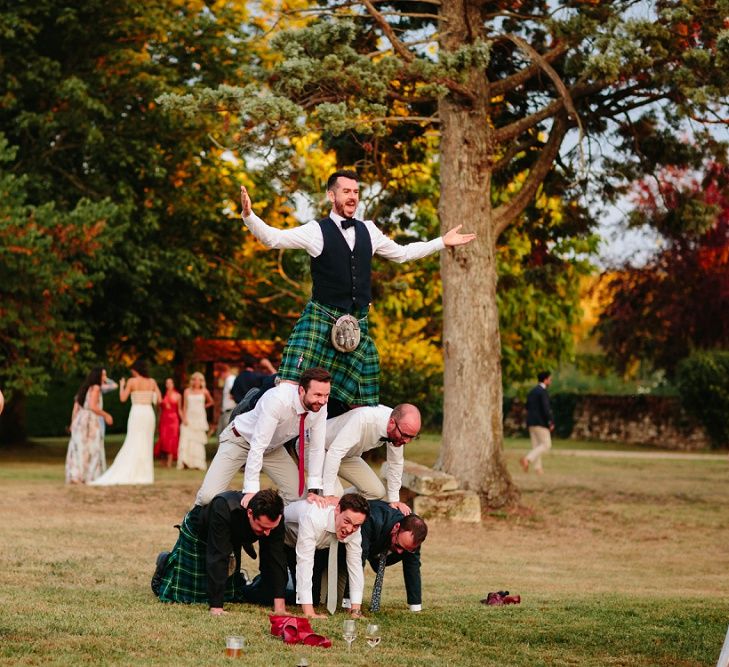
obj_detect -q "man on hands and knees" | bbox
[195,367,331,507]
[284,492,370,618]
[322,403,420,515]
[153,489,290,616]
[361,500,428,612]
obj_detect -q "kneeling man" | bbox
[284,493,369,618]
[322,403,420,515]
[153,489,289,616]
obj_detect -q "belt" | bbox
[231,424,242,438]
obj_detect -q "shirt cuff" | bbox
[306,475,323,490]
[243,480,260,494]
[409,604,422,612]
[435,237,446,251]
[349,591,363,605]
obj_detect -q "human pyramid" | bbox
[152,170,476,620]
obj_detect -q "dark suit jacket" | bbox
[526,383,553,428]
[360,500,422,606]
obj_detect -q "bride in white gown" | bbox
[91,360,162,486]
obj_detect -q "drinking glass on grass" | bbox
[366,623,381,648]
[342,619,357,651]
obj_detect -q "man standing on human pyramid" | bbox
[240,170,476,409]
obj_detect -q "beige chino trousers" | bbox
[525,425,552,472]
[195,422,301,506]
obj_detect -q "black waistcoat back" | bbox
[311,217,372,310]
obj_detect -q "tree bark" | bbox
[436,0,520,508]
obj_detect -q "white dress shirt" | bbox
[284,500,364,606]
[243,210,446,262]
[230,382,327,494]
[321,405,404,502]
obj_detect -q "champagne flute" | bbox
[342,619,357,651]
[365,623,381,648]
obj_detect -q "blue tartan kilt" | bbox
[277,301,380,406]
[156,509,246,605]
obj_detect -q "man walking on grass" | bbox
[521,370,555,475]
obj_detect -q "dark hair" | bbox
[131,358,149,377]
[299,367,332,391]
[400,514,428,546]
[327,170,359,191]
[537,371,551,383]
[248,489,284,521]
[338,493,370,518]
[75,366,104,406]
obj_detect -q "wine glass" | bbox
[365,623,381,648]
[342,619,357,651]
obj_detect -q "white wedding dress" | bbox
[90,391,157,485]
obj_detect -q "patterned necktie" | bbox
[298,412,307,496]
[369,550,388,612]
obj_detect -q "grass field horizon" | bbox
[1,435,727,665]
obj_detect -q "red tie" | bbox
[298,412,307,496]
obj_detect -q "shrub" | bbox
[675,351,729,447]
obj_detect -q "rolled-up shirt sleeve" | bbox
[385,443,405,503]
[243,213,322,256]
[344,531,364,605]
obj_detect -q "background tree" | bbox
[598,161,729,376]
[162,0,728,507]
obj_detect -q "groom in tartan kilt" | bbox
[153,489,291,616]
[240,170,475,408]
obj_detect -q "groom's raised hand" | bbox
[240,185,252,218]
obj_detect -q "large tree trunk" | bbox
[436,0,519,508]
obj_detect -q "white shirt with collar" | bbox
[284,500,364,606]
[243,210,446,263]
[221,373,237,411]
[230,382,327,494]
[321,405,404,502]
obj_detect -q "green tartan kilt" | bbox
[278,301,380,406]
[156,509,246,605]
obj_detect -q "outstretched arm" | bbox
[442,224,476,247]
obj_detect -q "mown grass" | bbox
[0,437,727,666]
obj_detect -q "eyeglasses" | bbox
[393,420,419,441]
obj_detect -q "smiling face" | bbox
[326,176,359,219]
[298,379,330,413]
[334,507,367,541]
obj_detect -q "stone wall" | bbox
[505,394,710,451]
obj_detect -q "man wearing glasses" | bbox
[359,500,428,612]
[321,403,420,515]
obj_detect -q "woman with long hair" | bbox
[91,359,161,485]
[177,371,213,471]
[65,366,113,484]
[154,377,181,468]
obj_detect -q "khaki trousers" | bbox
[525,426,552,472]
[195,423,301,506]
[332,457,386,500]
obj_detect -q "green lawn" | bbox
[0,436,727,666]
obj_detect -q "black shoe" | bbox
[151,551,170,596]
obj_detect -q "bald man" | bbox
[320,404,421,515]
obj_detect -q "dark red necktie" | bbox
[298,412,307,496]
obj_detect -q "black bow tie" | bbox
[341,218,356,230]
[379,437,392,444]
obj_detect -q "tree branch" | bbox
[492,111,569,239]
[489,42,569,97]
[361,0,414,63]
[492,97,564,144]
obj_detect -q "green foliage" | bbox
[551,393,579,439]
[0,0,254,370]
[0,134,116,397]
[675,350,729,447]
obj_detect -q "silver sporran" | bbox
[331,314,361,353]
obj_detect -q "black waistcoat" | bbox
[311,217,372,310]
